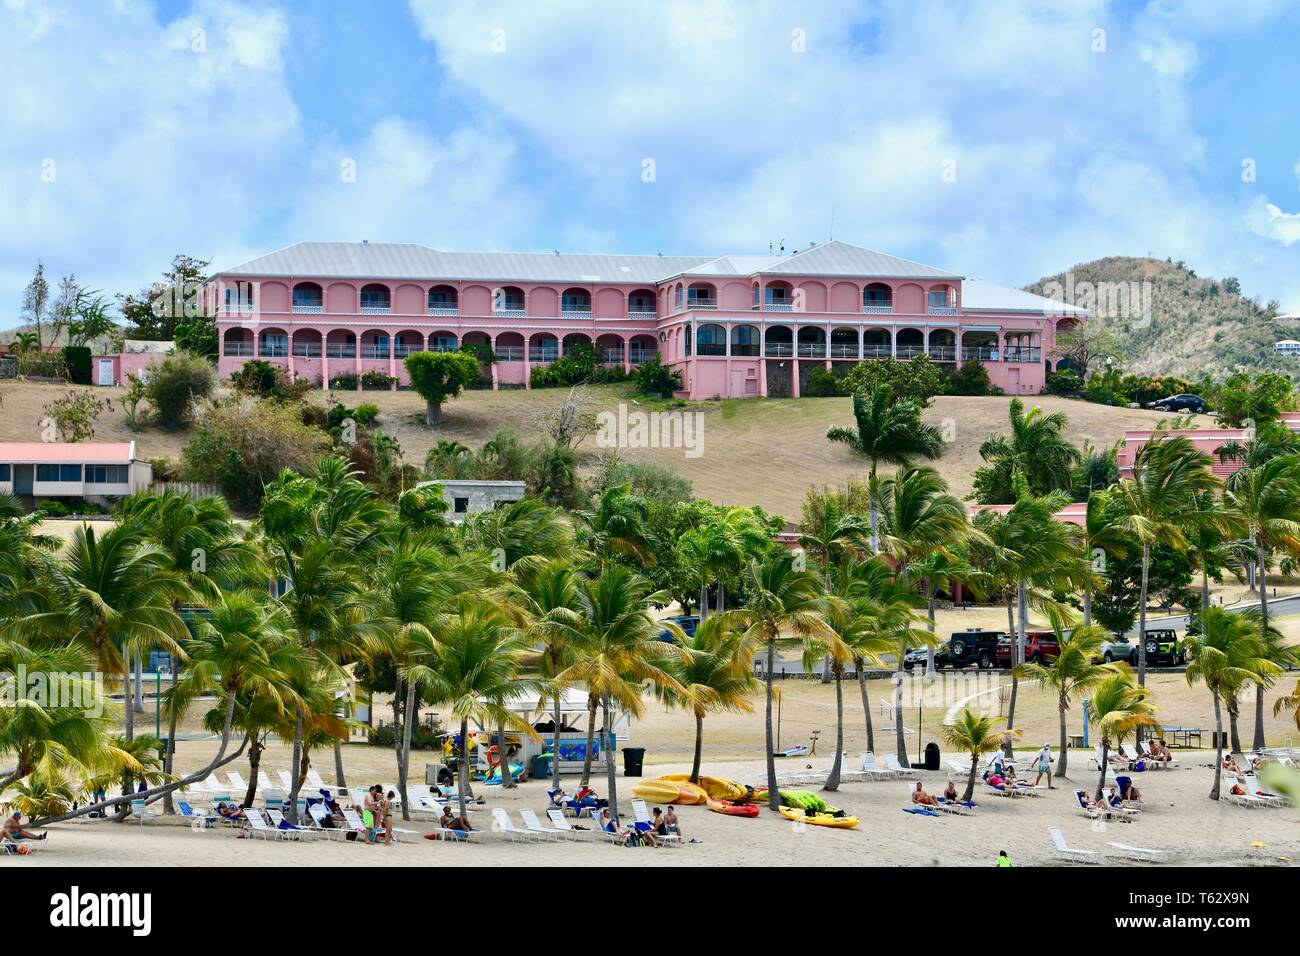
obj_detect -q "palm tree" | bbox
[876,465,971,761]
[974,398,1081,502]
[564,565,684,823]
[1087,668,1160,801]
[1222,454,1300,749]
[506,559,585,792]
[826,383,944,551]
[943,708,1018,802]
[415,596,543,818]
[1113,436,1220,691]
[459,496,574,572]
[1272,679,1300,731]
[1013,620,1115,777]
[835,557,926,756]
[727,551,838,812]
[656,614,759,783]
[574,483,652,569]
[1080,488,1129,625]
[679,505,771,619]
[16,523,191,747]
[1185,607,1282,799]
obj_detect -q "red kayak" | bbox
[706,797,760,818]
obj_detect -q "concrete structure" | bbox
[92,340,174,386]
[208,240,1086,399]
[0,441,152,501]
[1274,339,1300,357]
[419,478,526,521]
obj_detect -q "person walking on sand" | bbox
[1032,743,1055,789]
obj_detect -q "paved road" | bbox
[1122,592,1300,637]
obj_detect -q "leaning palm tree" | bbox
[1080,487,1130,625]
[15,523,191,746]
[1112,435,1220,689]
[1222,453,1300,749]
[726,551,838,812]
[574,483,653,569]
[1013,618,1115,777]
[655,614,759,783]
[1272,679,1300,732]
[826,383,944,551]
[1087,667,1160,801]
[1185,607,1282,799]
[943,708,1019,802]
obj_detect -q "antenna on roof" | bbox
[779,238,785,253]
[554,249,559,256]
[362,239,369,245]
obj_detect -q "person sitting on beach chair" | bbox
[2,812,47,844]
[911,782,939,806]
[1147,739,1172,764]
[440,804,473,832]
[215,802,244,821]
[943,781,960,803]
[1222,754,1243,774]
[662,806,683,840]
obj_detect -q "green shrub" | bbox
[360,370,396,390]
[804,365,848,397]
[631,354,682,398]
[840,355,942,405]
[945,359,993,396]
[368,722,442,749]
[1045,368,1084,395]
[329,372,358,390]
[146,351,216,429]
[62,346,92,385]
[404,350,480,424]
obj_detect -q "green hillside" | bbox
[1026,256,1296,381]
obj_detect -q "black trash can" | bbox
[924,742,941,771]
[622,747,646,777]
[530,754,552,780]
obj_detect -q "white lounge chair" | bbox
[258,770,278,793]
[306,803,351,841]
[276,770,296,791]
[946,758,975,779]
[306,768,331,792]
[632,799,680,846]
[266,807,317,840]
[545,808,618,843]
[1049,826,1099,864]
[1107,841,1165,862]
[519,808,569,841]
[243,807,296,841]
[860,752,901,779]
[492,807,546,843]
[261,788,286,810]
[882,755,917,779]
[1241,773,1286,807]
[1072,788,1137,823]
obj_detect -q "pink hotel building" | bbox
[210,240,1085,399]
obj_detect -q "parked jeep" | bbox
[904,630,1006,670]
[995,630,1062,667]
[1095,629,1185,666]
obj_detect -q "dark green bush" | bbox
[62,346,92,385]
[945,359,993,396]
[145,351,216,429]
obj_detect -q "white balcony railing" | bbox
[686,298,717,310]
[895,345,926,359]
[797,343,827,358]
[628,349,654,363]
[561,308,592,320]
[1002,348,1041,363]
[600,349,624,364]
[360,304,392,315]
[829,344,859,359]
[928,346,957,362]
[627,310,657,322]
[259,346,288,358]
[292,303,324,314]
[929,306,958,316]
[326,344,356,358]
[862,345,891,359]
[292,344,322,357]
[394,345,420,358]
[862,303,893,314]
[360,346,390,359]
[529,349,558,363]
[224,343,254,356]
[496,346,524,362]
[962,346,1001,362]
[763,302,795,312]
[495,308,526,318]
[426,305,459,316]
[765,342,794,357]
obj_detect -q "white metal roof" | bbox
[218,239,962,284]
[960,277,1088,315]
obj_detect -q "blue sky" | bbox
[2,0,1299,318]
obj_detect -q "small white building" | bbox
[1274,339,1300,356]
[417,478,526,521]
[0,441,153,502]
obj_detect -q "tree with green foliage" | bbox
[840,355,943,405]
[405,350,480,425]
[1212,371,1293,428]
[146,351,216,429]
[632,354,682,399]
[826,383,944,551]
[972,398,1081,503]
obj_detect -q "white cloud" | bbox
[1247,197,1300,245]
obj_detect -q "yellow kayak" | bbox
[659,774,749,802]
[633,780,683,803]
[674,782,708,805]
[778,805,859,829]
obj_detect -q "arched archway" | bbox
[223,327,253,357]
[258,327,288,358]
[928,328,956,362]
[895,328,924,358]
[529,333,558,363]
[797,326,826,358]
[863,327,890,358]
[731,324,760,356]
[291,328,322,358]
[765,325,793,357]
[830,327,858,359]
[292,282,323,312]
[359,284,391,314]
[696,323,727,356]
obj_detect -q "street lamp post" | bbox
[1105,356,1115,405]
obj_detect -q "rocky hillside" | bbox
[1026,256,1296,380]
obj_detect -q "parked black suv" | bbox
[903,630,1006,670]
[1146,394,1206,414]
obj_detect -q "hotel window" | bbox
[87,464,128,483]
[928,289,951,309]
[37,464,81,481]
[0,464,9,481]
[360,286,391,309]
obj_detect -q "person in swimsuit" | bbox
[2,812,47,843]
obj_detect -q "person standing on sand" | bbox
[996,850,1013,867]
[1032,743,1055,789]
